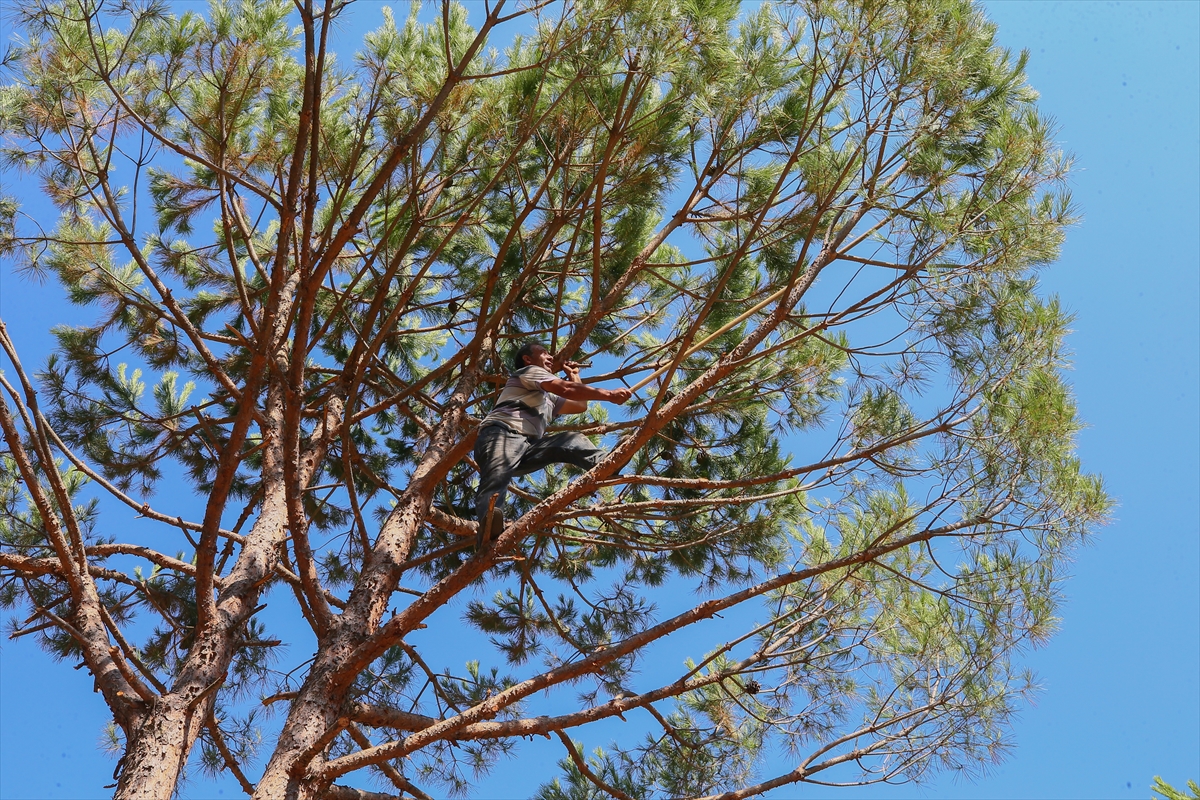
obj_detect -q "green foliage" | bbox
[1154,778,1200,800]
[535,743,648,800]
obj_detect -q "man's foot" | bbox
[477,507,504,550]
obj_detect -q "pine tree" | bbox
[0,0,1109,797]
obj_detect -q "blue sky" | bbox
[0,1,1196,798]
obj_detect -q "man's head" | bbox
[513,341,553,372]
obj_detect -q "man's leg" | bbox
[474,425,530,548]
[513,431,605,477]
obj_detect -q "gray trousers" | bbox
[474,424,604,524]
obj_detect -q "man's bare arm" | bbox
[539,371,631,414]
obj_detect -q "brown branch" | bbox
[320,786,399,800]
[282,398,346,637]
[206,709,256,796]
[555,731,635,800]
[693,696,954,800]
[99,601,167,695]
[106,645,156,703]
[346,724,432,800]
[0,351,143,723]
[87,544,206,581]
[425,507,475,539]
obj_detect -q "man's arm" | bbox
[539,363,631,414]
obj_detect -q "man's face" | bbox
[525,347,554,371]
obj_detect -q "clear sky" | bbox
[0,2,1196,798]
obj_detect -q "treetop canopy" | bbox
[0,0,1108,797]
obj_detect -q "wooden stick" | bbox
[628,284,791,392]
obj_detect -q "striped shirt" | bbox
[480,365,566,439]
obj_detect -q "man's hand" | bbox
[562,361,584,383]
[606,388,633,404]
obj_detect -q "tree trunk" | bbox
[253,533,419,797]
[251,655,351,800]
[115,455,292,796]
[115,694,208,799]
[252,465,452,798]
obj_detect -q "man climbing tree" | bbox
[0,0,1109,797]
[475,342,632,549]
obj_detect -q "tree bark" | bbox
[113,382,296,798]
[115,694,209,798]
[252,375,475,797]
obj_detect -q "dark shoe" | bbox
[477,507,504,550]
